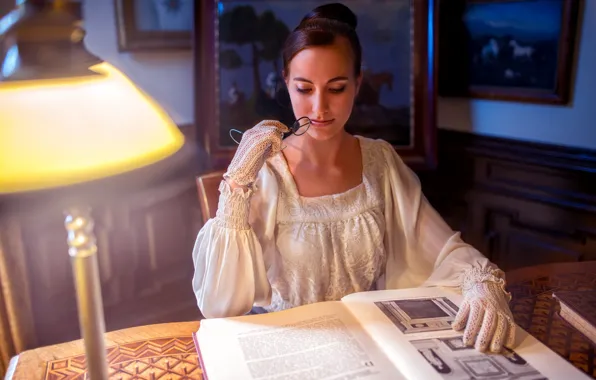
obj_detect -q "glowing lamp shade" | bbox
[0,62,185,193]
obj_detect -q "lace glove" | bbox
[224,120,290,187]
[452,267,516,353]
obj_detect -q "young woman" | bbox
[192,3,515,353]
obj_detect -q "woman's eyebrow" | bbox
[293,77,313,83]
[292,76,349,83]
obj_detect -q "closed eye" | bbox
[329,87,346,94]
[296,87,346,94]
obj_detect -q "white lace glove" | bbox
[214,120,289,230]
[452,267,516,353]
[224,120,290,187]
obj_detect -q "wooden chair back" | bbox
[195,170,225,225]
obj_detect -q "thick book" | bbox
[553,290,596,345]
[193,287,591,379]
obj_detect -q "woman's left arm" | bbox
[378,140,515,353]
[414,186,516,353]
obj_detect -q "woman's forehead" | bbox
[288,41,354,79]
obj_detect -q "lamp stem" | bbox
[64,207,109,380]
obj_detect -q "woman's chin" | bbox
[305,123,344,141]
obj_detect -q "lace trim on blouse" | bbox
[262,137,388,311]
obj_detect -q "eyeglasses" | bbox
[291,116,311,136]
[229,117,312,145]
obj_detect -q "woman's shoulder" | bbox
[355,135,405,164]
[355,135,415,187]
[355,135,394,151]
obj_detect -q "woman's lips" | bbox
[310,119,334,126]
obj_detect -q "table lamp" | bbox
[0,1,186,378]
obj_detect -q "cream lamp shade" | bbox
[0,62,185,193]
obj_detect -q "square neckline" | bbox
[275,135,368,200]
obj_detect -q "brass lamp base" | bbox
[64,207,109,380]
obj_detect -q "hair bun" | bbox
[300,3,358,30]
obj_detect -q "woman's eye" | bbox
[329,87,346,94]
[296,86,345,94]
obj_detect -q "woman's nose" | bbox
[312,92,329,115]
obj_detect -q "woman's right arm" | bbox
[191,178,274,318]
[191,120,288,318]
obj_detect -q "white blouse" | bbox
[192,136,497,318]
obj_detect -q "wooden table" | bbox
[5,261,596,379]
[505,261,596,379]
[5,322,202,379]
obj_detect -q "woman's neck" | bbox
[292,131,352,167]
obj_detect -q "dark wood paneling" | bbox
[419,130,596,272]
[19,177,202,347]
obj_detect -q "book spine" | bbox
[192,332,210,380]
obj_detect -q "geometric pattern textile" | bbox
[44,337,203,379]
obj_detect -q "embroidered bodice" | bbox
[262,136,386,311]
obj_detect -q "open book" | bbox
[193,287,591,379]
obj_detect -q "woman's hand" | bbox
[452,269,516,353]
[224,120,290,187]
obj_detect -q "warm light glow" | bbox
[0,62,185,193]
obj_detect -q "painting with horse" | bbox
[439,0,580,104]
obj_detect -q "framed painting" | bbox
[114,0,193,51]
[194,0,439,170]
[439,0,581,104]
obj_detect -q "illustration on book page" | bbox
[374,297,459,334]
[411,336,547,380]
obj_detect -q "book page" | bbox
[197,301,406,380]
[341,287,592,380]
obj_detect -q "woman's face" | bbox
[285,38,361,141]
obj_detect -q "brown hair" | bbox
[282,3,362,78]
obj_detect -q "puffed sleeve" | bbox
[191,163,279,318]
[376,140,500,292]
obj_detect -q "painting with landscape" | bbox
[215,0,413,147]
